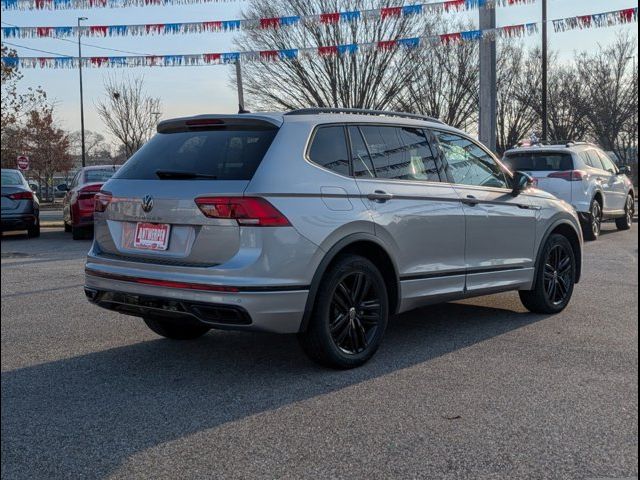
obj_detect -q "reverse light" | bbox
[547,170,586,182]
[195,196,291,227]
[94,191,113,212]
[7,191,33,200]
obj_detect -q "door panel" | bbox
[350,124,466,309]
[596,151,627,212]
[431,129,537,292]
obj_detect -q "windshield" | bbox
[1,170,25,187]
[85,168,118,183]
[503,152,574,171]
[115,126,278,181]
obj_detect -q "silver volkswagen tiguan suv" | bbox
[85,108,583,368]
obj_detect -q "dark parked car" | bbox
[1,168,40,237]
[62,165,119,240]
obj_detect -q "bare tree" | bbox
[576,34,638,160]
[395,20,479,129]
[496,42,541,154]
[234,0,425,111]
[96,74,161,158]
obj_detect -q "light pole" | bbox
[78,16,88,168]
[627,55,637,165]
[541,0,548,143]
[152,111,162,124]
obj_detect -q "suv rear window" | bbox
[115,127,278,180]
[503,152,574,171]
[85,168,118,183]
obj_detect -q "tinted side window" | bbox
[597,150,618,173]
[434,131,508,188]
[348,126,375,178]
[308,126,350,176]
[359,126,440,182]
[582,150,605,170]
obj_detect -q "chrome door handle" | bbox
[367,190,394,203]
[462,195,479,206]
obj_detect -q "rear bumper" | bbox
[84,268,308,334]
[1,213,38,231]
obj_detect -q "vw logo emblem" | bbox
[141,195,154,213]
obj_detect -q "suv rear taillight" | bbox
[547,170,585,181]
[195,197,290,227]
[7,191,33,200]
[94,191,112,212]
[78,184,102,200]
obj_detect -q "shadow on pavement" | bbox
[2,300,546,479]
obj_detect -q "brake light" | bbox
[195,197,290,227]
[94,191,112,212]
[78,184,102,200]
[547,170,585,181]
[7,191,33,200]
[185,118,224,127]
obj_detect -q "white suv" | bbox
[503,143,635,240]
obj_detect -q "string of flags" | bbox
[552,7,637,32]
[0,0,528,11]
[0,0,535,38]
[1,8,636,70]
[3,23,539,69]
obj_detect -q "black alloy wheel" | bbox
[329,271,382,355]
[616,194,634,231]
[299,254,389,369]
[543,244,573,306]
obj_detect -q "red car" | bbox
[62,165,119,240]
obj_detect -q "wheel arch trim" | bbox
[298,233,400,332]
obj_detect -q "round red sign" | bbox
[17,156,29,171]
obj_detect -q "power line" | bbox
[1,40,69,57]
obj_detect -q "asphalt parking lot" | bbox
[1,222,638,479]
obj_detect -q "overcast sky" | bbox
[2,0,638,143]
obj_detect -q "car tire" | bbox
[615,194,634,231]
[143,317,211,340]
[298,254,389,369]
[27,222,40,238]
[582,197,602,241]
[519,233,576,315]
[72,225,88,240]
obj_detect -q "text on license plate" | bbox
[134,223,171,251]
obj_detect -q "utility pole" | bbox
[235,59,246,113]
[541,0,548,142]
[479,5,497,153]
[78,16,88,168]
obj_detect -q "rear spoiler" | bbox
[157,115,282,133]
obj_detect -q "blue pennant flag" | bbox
[398,37,420,49]
[279,16,300,27]
[222,52,240,63]
[402,5,423,16]
[340,11,360,22]
[164,23,181,34]
[222,20,241,31]
[338,44,358,56]
[279,49,298,59]
[2,27,19,37]
[54,26,73,36]
[109,25,128,36]
[461,30,482,42]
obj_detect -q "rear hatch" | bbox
[2,170,33,213]
[503,151,575,201]
[94,116,280,266]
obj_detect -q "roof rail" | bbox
[284,107,445,125]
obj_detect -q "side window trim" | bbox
[428,128,512,190]
[345,125,376,178]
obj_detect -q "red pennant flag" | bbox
[318,45,338,56]
[145,24,164,34]
[260,50,279,61]
[378,40,397,51]
[260,18,280,29]
[444,0,465,12]
[620,8,636,23]
[89,26,108,36]
[36,27,52,37]
[381,7,402,19]
[203,53,221,63]
[320,13,340,24]
[203,21,223,31]
[440,33,462,45]
[90,57,108,66]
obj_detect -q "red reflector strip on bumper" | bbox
[85,268,240,293]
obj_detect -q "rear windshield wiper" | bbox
[155,170,218,180]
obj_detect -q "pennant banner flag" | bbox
[2,9,636,69]
[552,7,638,32]
[1,0,535,37]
